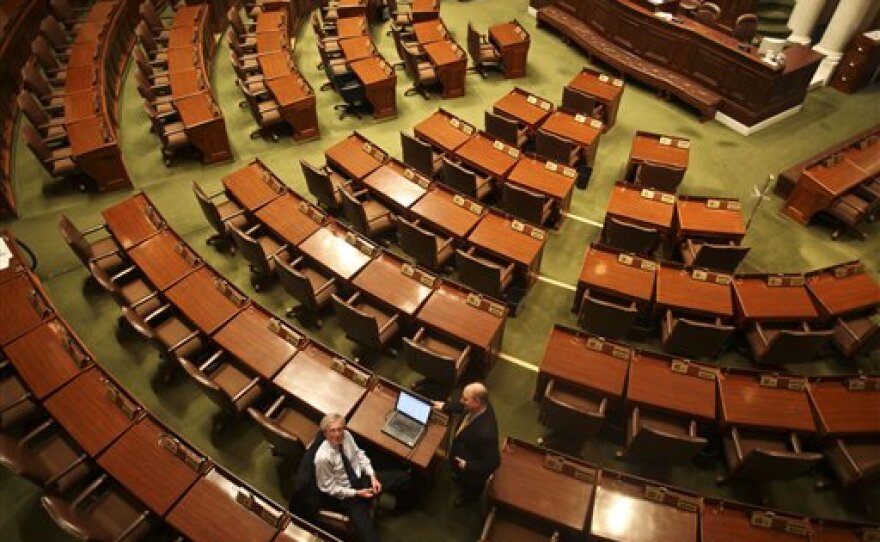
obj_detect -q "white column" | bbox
[787,0,828,46]
[811,0,878,86]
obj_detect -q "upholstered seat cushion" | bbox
[155,317,202,358]
[212,364,262,411]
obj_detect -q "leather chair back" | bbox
[602,217,659,255]
[192,181,229,238]
[135,20,162,57]
[732,13,758,43]
[578,289,638,339]
[456,249,505,298]
[403,337,458,390]
[757,327,833,365]
[441,157,481,198]
[484,111,521,148]
[57,214,94,266]
[687,240,750,273]
[276,257,320,312]
[22,123,51,164]
[539,379,605,438]
[502,182,549,226]
[340,189,372,235]
[18,91,50,129]
[625,407,706,463]
[331,294,383,350]
[401,132,436,178]
[228,223,272,276]
[39,16,69,51]
[398,217,440,269]
[561,86,598,117]
[32,35,62,73]
[247,404,308,461]
[22,59,55,102]
[301,160,341,210]
[662,310,734,358]
[535,129,577,165]
[634,160,685,192]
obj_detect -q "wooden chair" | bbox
[578,288,638,339]
[467,22,501,78]
[618,406,706,463]
[745,321,833,365]
[88,260,163,320]
[455,247,514,299]
[732,13,758,45]
[717,427,822,484]
[661,309,734,358]
[0,417,92,494]
[534,129,578,166]
[402,44,439,99]
[57,214,125,274]
[275,255,337,328]
[822,437,880,489]
[22,122,77,180]
[693,1,721,25]
[561,86,604,120]
[122,303,205,363]
[403,327,471,399]
[397,217,454,271]
[538,379,606,441]
[21,58,65,113]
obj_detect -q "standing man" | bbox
[314,413,411,542]
[433,382,500,506]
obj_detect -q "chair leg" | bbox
[320,81,333,91]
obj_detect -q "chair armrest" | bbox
[501,261,515,279]
[412,327,426,342]
[478,506,496,542]
[168,330,200,354]
[347,291,361,304]
[221,209,247,223]
[379,313,400,334]
[142,303,171,324]
[198,350,224,372]
[109,265,136,282]
[789,432,802,453]
[597,397,608,416]
[130,290,161,310]
[231,377,261,403]
[244,223,262,236]
[71,473,108,508]
[729,426,744,461]
[753,322,768,345]
[43,454,89,488]
[268,244,289,259]
[264,395,285,418]
[111,510,150,542]
[18,418,54,447]
[314,277,337,296]
[836,318,860,341]
[0,389,33,414]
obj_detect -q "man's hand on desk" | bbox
[454,457,467,470]
[432,400,445,411]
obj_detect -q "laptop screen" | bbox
[396,391,431,424]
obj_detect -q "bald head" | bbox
[460,382,489,414]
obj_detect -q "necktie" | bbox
[455,412,474,437]
[338,445,360,488]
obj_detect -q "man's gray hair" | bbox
[320,413,345,431]
[465,382,489,405]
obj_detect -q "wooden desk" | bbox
[627,351,718,421]
[174,92,232,164]
[214,306,300,380]
[255,193,322,247]
[574,244,657,313]
[718,371,815,433]
[98,417,205,515]
[352,252,435,317]
[454,131,520,180]
[273,343,369,417]
[674,196,746,242]
[421,40,467,99]
[338,35,375,62]
[491,438,595,532]
[165,268,246,334]
[361,160,430,211]
[257,51,293,80]
[805,263,880,319]
[170,5,202,28]
[44,367,140,456]
[325,133,387,180]
[65,117,130,193]
[128,231,201,290]
[489,21,530,78]
[590,475,699,542]
[102,193,164,249]
[566,67,624,129]
[783,155,876,226]
[606,182,676,234]
[264,71,318,141]
[468,212,546,283]
[493,88,554,131]
[65,66,98,93]
[655,263,733,318]
[701,501,810,542]
[168,468,281,542]
[257,30,287,53]
[732,275,819,323]
[416,282,507,364]
[413,109,476,154]
[538,111,603,166]
[0,273,54,346]
[5,319,91,399]
[297,222,372,280]
[223,160,284,212]
[0,232,27,285]
[349,56,397,119]
[347,380,448,470]
[505,155,576,214]
[412,20,449,44]
[626,131,690,179]
[808,378,880,437]
[65,90,100,123]
[535,325,630,401]
[334,16,367,38]
[409,186,485,240]
[256,10,286,34]
[410,0,441,22]
[169,68,207,99]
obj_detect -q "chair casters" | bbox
[320,81,333,91]
[239,100,247,108]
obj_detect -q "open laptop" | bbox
[381,391,432,448]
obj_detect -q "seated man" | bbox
[314,413,412,542]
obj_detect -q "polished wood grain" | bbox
[165,268,245,334]
[627,351,717,421]
[628,131,690,174]
[167,468,280,542]
[806,268,880,318]
[493,88,554,130]
[732,276,819,323]
[591,476,699,542]
[297,223,372,280]
[103,193,163,249]
[491,438,594,532]
[214,306,299,380]
[655,264,733,318]
[505,154,576,205]
[0,273,52,345]
[808,379,880,436]
[606,183,676,232]
[127,231,201,290]
[535,325,629,400]
[409,186,484,239]
[454,132,520,179]
[5,320,90,399]
[255,193,322,247]
[325,133,385,180]
[44,367,138,456]
[468,213,545,272]
[701,501,808,542]
[413,109,475,154]
[223,161,283,212]
[352,252,434,316]
[575,245,657,311]
[273,343,367,418]
[416,282,506,357]
[718,372,815,433]
[674,197,746,241]
[98,417,203,515]
[347,380,448,470]
[361,161,429,210]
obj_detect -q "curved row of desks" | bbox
[99,191,464,471]
[0,230,338,542]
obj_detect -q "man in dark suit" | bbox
[433,382,500,506]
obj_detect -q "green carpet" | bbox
[2,1,879,540]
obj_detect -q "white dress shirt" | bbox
[314,430,375,500]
